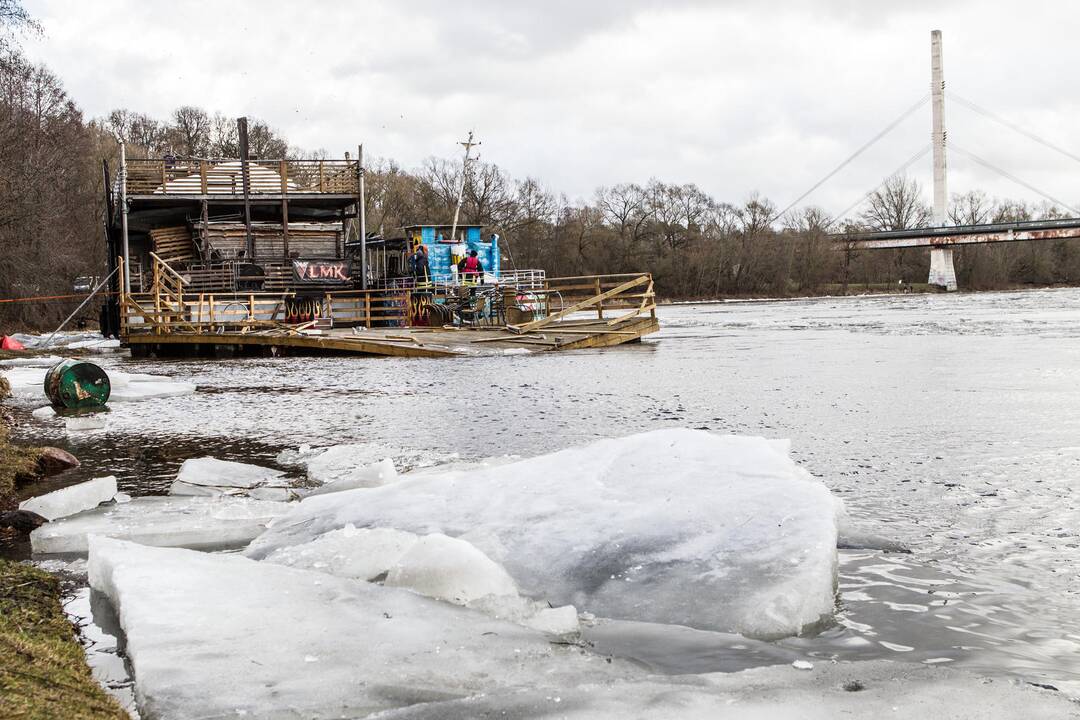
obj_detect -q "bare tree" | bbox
[169,105,210,157]
[948,190,992,225]
[860,175,931,231]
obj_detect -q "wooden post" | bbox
[280,160,290,260]
[209,295,215,326]
[318,160,325,192]
[199,199,209,261]
[595,277,603,319]
[199,160,208,194]
[248,293,255,321]
[237,117,254,259]
[364,292,371,328]
[358,145,367,290]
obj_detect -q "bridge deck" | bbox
[840,217,1080,249]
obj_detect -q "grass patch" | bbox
[0,415,42,512]
[0,560,129,719]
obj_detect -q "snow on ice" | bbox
[31,496,289,554]
[19,476,118,520]
[248,428,839,638]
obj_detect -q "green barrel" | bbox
[43,359,111,409]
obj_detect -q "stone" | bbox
[36,447,80,475]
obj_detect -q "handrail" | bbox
[149,253,188,286]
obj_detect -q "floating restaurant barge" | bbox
[103,139,658,359]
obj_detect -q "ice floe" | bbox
[31,496,289,554]
[88,538,629,718]
[88,538,1074,720]
[168,456,290,497]
[2,364,195,403]
[259,524,576,633]
[248,428,840,638]
[19,476,118,521]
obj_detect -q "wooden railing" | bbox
[119,256,654,338]
[124,158,360,196]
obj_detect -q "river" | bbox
[7,287,1080,701]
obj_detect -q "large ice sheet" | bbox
[169,456,290,497]
[303,457,397,496]
[88,538,631,719]
[374,660,1076,719]
[249,429,840,638]
[31,496,288,554]
[19,476,118,521]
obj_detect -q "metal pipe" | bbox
[120,144,130,294]
[358,144,367,290]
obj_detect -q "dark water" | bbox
[7,287,1080,697]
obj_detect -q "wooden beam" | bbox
[508,275,650,334]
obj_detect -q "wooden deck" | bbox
[119,260,660,359]
[124,314,659,359]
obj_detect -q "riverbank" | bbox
[0,376,126,719]
[0,560,128,719]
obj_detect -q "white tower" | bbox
[927,29,958,291]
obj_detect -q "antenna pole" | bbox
[449,130,479,246]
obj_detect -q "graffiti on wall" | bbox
[292,259,352,284]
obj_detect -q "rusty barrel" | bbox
[43,358,111,409]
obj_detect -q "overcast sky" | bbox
[20,0,1080,217]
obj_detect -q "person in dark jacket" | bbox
[410,244,429,285]
[458,250,484,283]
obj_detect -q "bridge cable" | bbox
[772,94,930,223]
[823,144,932,230]
[950,93,1080,167]
[948,142,1080,216]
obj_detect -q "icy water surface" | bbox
[8,287,1080,698]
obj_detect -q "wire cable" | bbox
[824,144,932,230]
[772,94,930,222]
[948,142,1080,216]
[950,93,1080,167]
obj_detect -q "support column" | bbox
[928,29,957,291]
[120,144,131,294]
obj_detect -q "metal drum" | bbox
[43,359,111,409]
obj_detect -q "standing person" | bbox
[409,244,429,285]
[458,250,484,284]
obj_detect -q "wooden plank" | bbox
[509,275,650,334]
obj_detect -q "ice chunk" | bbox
[169,456,289,498]
[108,371,196,402]
[31,406,57,419]
[260,526,571,632]
[304,445,399,487]
[303,457,398,496]
[31,496,288,554]
[65,415,107,432]
[19,476,118,521]
[248,428,840,638]
[87,538,632,719]
[386,533,518,604]
[261,525,419,581]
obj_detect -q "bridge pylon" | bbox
[928,30,958,291]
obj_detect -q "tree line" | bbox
[2,1,1080,330]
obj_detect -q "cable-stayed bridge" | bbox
[789,30,1079,291]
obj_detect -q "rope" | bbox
[950,93,1080,167]
[948,142,1080,216]
[0,292,118,304]
[824,144,933,230]
[772,94,930,222]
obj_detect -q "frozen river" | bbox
[9,287,1080,696]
